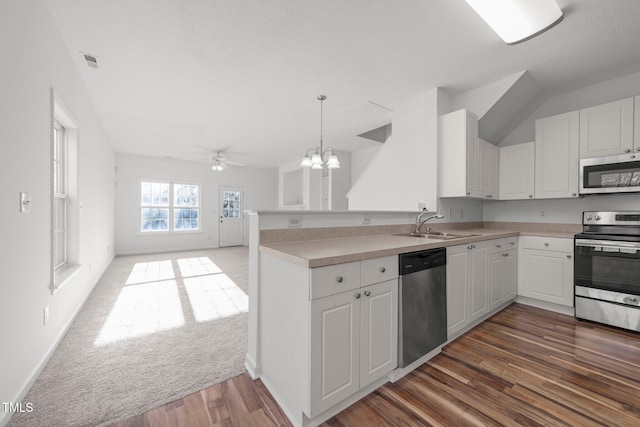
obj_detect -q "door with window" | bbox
[219,186,244,247]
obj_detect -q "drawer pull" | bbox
[503,253,509,257]
[544,242,549,247]
[566,254,572,259]
[364,290,371,297]
[496,244,501,248]
[355,292,361,299]
[510,242,515,245]
[623,296,638,305]
[337,276,343,283]
[380,267,386,273]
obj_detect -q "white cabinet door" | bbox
[535,111,579,199]
[479,139,499,200]
[579,97,634,158]
[360,279,397,388]
[499,142,535,200]
[520,249,574,307]
[310,290,360,416]
[446,245,469,338]
[635,96,640,153]
[487,141,499,199]
[502,250,518,302]
[488,252,505,311]
[438,109,480,198]
[468,243,489,323]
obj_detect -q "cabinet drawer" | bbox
[521,236,573,252]
[361,255,398,287]
[488,237,518,254]
[310,261,361,300]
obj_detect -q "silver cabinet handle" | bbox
[510,242,515,245]
[529,195,533,198]
[486,195,493,198]
[380,267,386,273]
[632,155,637,159]
[636,147,640,152]
[337,276,343,283]
[544,242,549,247]
[566,254,572,259]
[623,296,638,305]
[472,244,476,249]
[466,191,471,196]
[496,244,501,248]
[355,292,361,299]
[503,253,509,257]
[364,290,371,297]
[625,148,631,153]
[467,245,473,250]
[572,192,577,197]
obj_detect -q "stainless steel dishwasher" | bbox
[398,247,447,368]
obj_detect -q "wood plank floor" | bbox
[113,303,640,426]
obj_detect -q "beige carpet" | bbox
[9,247,249,427]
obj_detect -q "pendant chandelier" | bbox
[300,95,340,169]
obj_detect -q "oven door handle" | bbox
[575,239,640,253]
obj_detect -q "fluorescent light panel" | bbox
[465,0,563,44]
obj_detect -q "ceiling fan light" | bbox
[326,154,340,169]
[300,155,312,167]
[465,0,563,44]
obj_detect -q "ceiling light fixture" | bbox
[465,0,563,45]
[301,95,340,170]
[211,160,224,171]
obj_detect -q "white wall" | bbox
[115,153,278,254]
[351,145,381,185]
[0,1,115,424]
[485,70,640,224]
[329,150,351,210]
[348,89,440,212]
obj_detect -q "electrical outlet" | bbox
[44,307,49,326]
[287,216,302,228]
[539,210,548,218]
[460,209,464,219]
[20,192,31,213]
[449,208,453,218]
[362,215,372,225]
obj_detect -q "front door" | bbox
[219,186,244,247]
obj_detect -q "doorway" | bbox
[219,186,244,247]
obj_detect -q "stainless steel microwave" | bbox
[580,154,640,194]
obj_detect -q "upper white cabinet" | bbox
[438,109,499,199]
[499,142,535,200]
[635,96,640,153]
[534,111,580,199]
[579,97,634,158]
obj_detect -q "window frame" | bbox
[139,180,201,233]
[53,119,68,271]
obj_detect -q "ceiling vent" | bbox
[81,52,99,69]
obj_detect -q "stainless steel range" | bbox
[574,211,640,332]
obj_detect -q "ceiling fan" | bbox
[202,150,245,171]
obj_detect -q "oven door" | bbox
[575,238,640,295]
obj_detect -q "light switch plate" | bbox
[20,192,31,213]
[287,216,302,228]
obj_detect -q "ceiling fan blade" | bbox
[224,160,245,166]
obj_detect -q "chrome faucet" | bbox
[415,212,444,234]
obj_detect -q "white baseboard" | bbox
[515,296,575,316]
[114,245,222,256]
[0,254,114,427]
[244,353,259,379]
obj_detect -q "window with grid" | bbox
[140,182,200,232]
[53,119,67,270]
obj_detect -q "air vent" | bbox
[81,52,99,69]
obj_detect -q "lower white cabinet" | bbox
[447,237,518,339]
[310,279,397,416]
[519,237,574,307]
[259,254,398,426]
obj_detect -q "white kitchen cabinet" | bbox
[468,242,489,323]
[259,253,398,425]
[635,96,640,153]
[488,249,517,311]
[535,111,580,199]
[480,139,499,200]
[438,109,499,199]
[519,237,574,307]
[499,142,535,200]
[579,97,634,158]
[446,245,469,338]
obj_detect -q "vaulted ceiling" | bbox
[44,0,640,167]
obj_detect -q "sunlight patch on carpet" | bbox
[184,273,248,322]
[177,256,222,278]
[94,280,185,346]
[125,260,175,285]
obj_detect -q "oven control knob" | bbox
[594,215,601,221]
[586,215,593,220]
